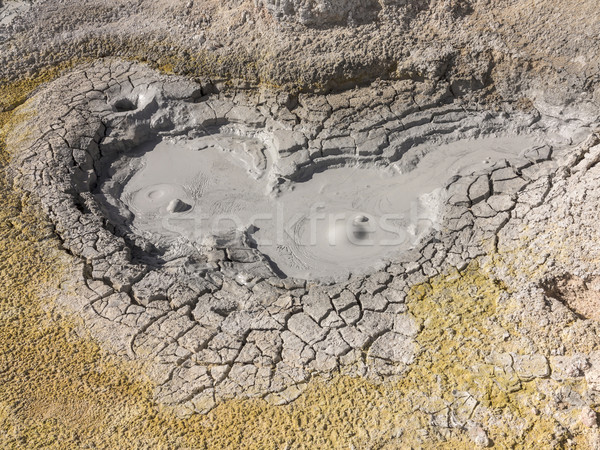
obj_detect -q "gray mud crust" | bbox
[7,59,600,416]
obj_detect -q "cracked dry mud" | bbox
[3,56,600,444]
[2,0,600,448]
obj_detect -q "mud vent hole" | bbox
[113,98,137,112]
[542,275,600,320]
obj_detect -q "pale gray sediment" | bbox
[6,59,600,419]
[109,134,538,281]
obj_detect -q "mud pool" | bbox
[100,134,539,280]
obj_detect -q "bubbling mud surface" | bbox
[105,134,538,280]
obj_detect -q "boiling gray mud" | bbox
[100,133,539,280]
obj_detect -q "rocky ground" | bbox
[1,0,600,448]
